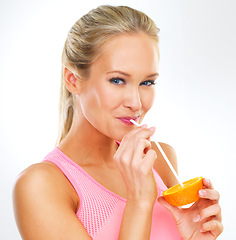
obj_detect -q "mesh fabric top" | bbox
[43,147,181,239]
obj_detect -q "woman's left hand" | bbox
[158,178,223,239]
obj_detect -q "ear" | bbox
[64,67,81,95]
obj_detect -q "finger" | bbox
[117,126,153,154]
[116,127,155,157]
[131,127,156,142]
[119,126,144,146]
[114,127,154,167]
[114,147,134,169]
[158,196,176,212]
[114,128,142,162]
[203,177,213,189]
[141,149,157,174]
[121,139,152,172]
[157,196,181,222]
[132,138,151,160]
[115,125,156,161]
[122,124,149,141]
[194,204,221,222]
[124,139,151,173]
[201,219,224,237]
[199,189,220,202]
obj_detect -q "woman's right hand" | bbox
[114,125,157,206]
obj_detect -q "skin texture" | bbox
[13,32,223,240]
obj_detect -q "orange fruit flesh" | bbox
[163,177,203,207]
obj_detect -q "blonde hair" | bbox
[57,5,160,144]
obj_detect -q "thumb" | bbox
[158,196,181,221]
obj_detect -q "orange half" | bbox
[163,177,203,206]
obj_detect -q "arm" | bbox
[119,200,154,239]
[13,163,91,240]
[114,126,157,239]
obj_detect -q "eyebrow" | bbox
[106,70,159,78]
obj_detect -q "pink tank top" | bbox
[43,147,182,239]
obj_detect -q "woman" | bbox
[13,5,223,239]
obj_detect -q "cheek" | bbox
[141,89,155,112]
[81,84,121,116]
[94,85,122,110]
[100,86,121,107]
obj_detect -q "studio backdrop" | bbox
[0,0,235,239]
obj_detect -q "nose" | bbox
[123,87,142,112]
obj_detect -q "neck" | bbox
[58,110,118,167]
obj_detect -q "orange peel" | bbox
[163,177,203,206]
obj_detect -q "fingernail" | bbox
[149,127,156,132]
[141,124,148,128]
[199,190,206,197]
[193,215,201,222]
[204,177,210,185]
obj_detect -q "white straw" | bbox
[130,119,184,187]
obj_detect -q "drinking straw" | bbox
[130,119,184,187]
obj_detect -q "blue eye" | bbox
[109,78,125,85]
[140,80,156,86]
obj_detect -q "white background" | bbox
[1,0,235,239]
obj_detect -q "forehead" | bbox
[91,33,159,76]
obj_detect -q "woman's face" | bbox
[78,32,159,141]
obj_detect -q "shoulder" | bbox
[14,162,64,194]
[13,163,90,239]
[15,161,58,179]
[13,161,78,213]
[151,142,178,188]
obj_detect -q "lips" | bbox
[118,116,139,125]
